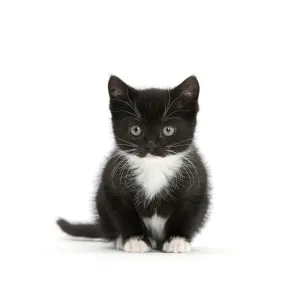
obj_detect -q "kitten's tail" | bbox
[56,218,102,238]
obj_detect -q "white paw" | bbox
[123,237,151,253]
[162,237,191,253]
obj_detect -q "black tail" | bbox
[56,218,102,238]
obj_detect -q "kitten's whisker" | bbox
[123,150,139,189]
[171,139,193,146]
[112,88,142,120]
[122,162,131,187]
[165,149,195,190]
[119,160,130,184]
[116,144,138,148]
[181,164,193,191]
[127,88,142,119]
[115,136,133,144]
[167,89,171,108]
[107,149,134,162]
[161,91,185,122]
[163,89,171,116]
[110,157,128,187]
[122,117,141,122]
[113,99,141,121]
[168,144,191,148]
[164,117,184,122]
[115,137,140,148]
[164,109,192,121]
[111,110,141,122]
[182,155,200,184]
[132,102,142,120]
[165,149,177,154]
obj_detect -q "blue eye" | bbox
[162,126,175,136]
[130,126,142,136]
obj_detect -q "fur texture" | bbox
[57,75,210,253]
[122,151,187,201]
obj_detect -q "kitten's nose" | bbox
[145,141,157,152]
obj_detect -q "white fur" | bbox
[162,237,191,253]
[115,236,123,250]
[122,151,187,200]
[143,213,167,240]
[123,237,151,253]
[116,235,158,250]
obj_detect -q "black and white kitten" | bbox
[57,75,210,253]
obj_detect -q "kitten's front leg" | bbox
[106,193,151,253]
[162,237,191,253]
[113,213,151,253]
[116,235,151,253]
[162,197,208,253]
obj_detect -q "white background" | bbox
[0,0,299,299]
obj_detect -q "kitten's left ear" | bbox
[108,75,129,98]
[173,75,200,99]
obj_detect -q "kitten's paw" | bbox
[123,237,151,253]
[162,237,191,253]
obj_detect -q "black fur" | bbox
[57,75,210,251]
[56,219,103,238]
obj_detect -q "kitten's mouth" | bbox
[147,152,161,157]
[138,149,176,158]
[147,149,159,155]
[141,151,161,157]
[121,147,176,158]
[133,149,164,158]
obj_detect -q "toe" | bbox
[163,237,191,253]
[123,238,150,253]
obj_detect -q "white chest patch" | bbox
[122,151,185,199]
[143,214,167,240]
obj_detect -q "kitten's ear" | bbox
[170,76,200,113]
[108,75,129,98]
[173,76,200,100]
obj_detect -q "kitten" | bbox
[57,75,210,253]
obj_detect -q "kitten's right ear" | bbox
[108,76,128,98]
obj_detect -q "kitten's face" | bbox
[108,76,200,157]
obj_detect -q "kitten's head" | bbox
[108,75,200,157]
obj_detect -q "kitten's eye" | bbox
[130,126,142,137]
[162,126,175,136]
